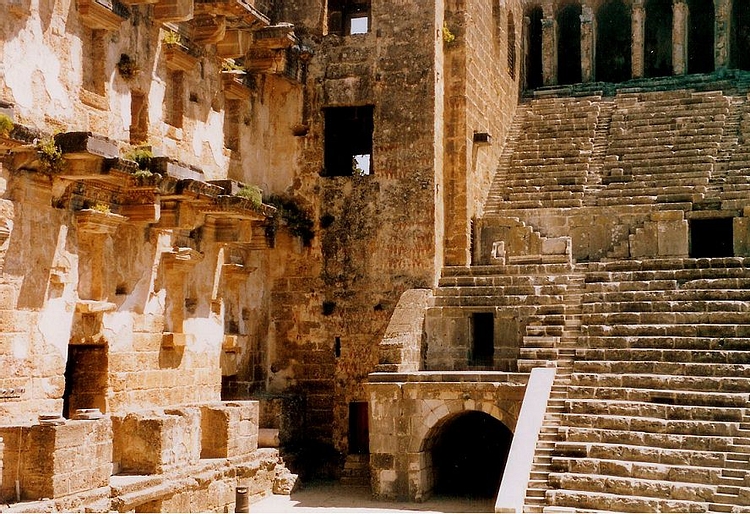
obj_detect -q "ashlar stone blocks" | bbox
[200,401,259,459]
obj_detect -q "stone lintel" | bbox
[152,158,205,181]
[56,132,119,160]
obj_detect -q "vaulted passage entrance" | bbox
[429,411,512,498]
[596,0,631,82]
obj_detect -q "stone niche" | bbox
[112,408,200,475]
[0,418,112,502]
[200,401,259,459]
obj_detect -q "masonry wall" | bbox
[443,0,523,266]
[266,0,449,464]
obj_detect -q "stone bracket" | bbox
[77,0,130,31]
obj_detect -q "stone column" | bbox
[581,4,595,82]
[673,0,688,74]
[632,0,645,78]
[542,10,557,86]
[715,0,730,69]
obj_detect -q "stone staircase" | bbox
[340,454,371,486]
[536,258,750,512]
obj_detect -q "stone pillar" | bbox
[715,0,730,69]
[673,0,689,74]
[581,4,595,82]
[542,8,557,86]
[632,0,645,78]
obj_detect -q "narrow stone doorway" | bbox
[62,344,108,418]
[430,411,512,498]
[596,0,631,82]
[471,312,494,367]
[348,401,369,454]
[690,218,734,258]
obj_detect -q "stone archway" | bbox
[596,0,631,82]
[421,410,513,498]
[557,2,582,85]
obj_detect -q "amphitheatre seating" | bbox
[486,97,600,211]
[543,258,750,512]
[598,90,729,206]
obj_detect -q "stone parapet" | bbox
[200,401,259,458]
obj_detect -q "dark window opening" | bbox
[471,312,494,366]
[508,12,517,79]
[323,106,374,177]
[431,411,512,498]
[690,218,734,258]
[732,0,750,70]
[687,0,714,74]
[644,0,673,77]
[557,2,582,85]
[63,344,108,419]
[328,0,371,36]
[83,29,107,96]
[525,6,544,89]
[348,402,369,454]
[596,0,631,82]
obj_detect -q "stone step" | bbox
[565,395,747,416]
[550,456,726,485]
[582,323,750,338]
[558,424,742,452]
[545,486,712,513]
[577,347,750,364]
[573,359,750,378]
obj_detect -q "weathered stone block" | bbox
[200,401,258,458]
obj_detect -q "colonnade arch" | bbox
[522,0,748,89]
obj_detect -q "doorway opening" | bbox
[430,411,512,498]
[323,106,374,177]
[690,218,734,258]
[348,401,369,454]
[63,344,108,419]
[471,312,494,367]
[732,0,750,70]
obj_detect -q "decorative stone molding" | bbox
[191,15,227,44]
[75,208,128,235]
[193,0,270,27]
[217,30,254,58]
[221,72,251,100]
[164,43,200,71]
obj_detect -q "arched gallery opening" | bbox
[557,2,582,85]
[687,0,714,74]
[428,411,513,498]
[596,0,631,82]
[526,5,544,89]
[732,0,750,70]
[644,0,673,77]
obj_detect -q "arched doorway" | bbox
[526,5,544,89]
[687,0,714,74]
[596,0,631,82]
[557,2,582,85]
[427,411,513,498]
[732,0,750,70]
[644,0,673,77]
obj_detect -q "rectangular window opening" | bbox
[323,105,374,177]
[327,0,371,35]
[690,217,734,258]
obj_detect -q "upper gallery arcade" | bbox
[524,0,750,89]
